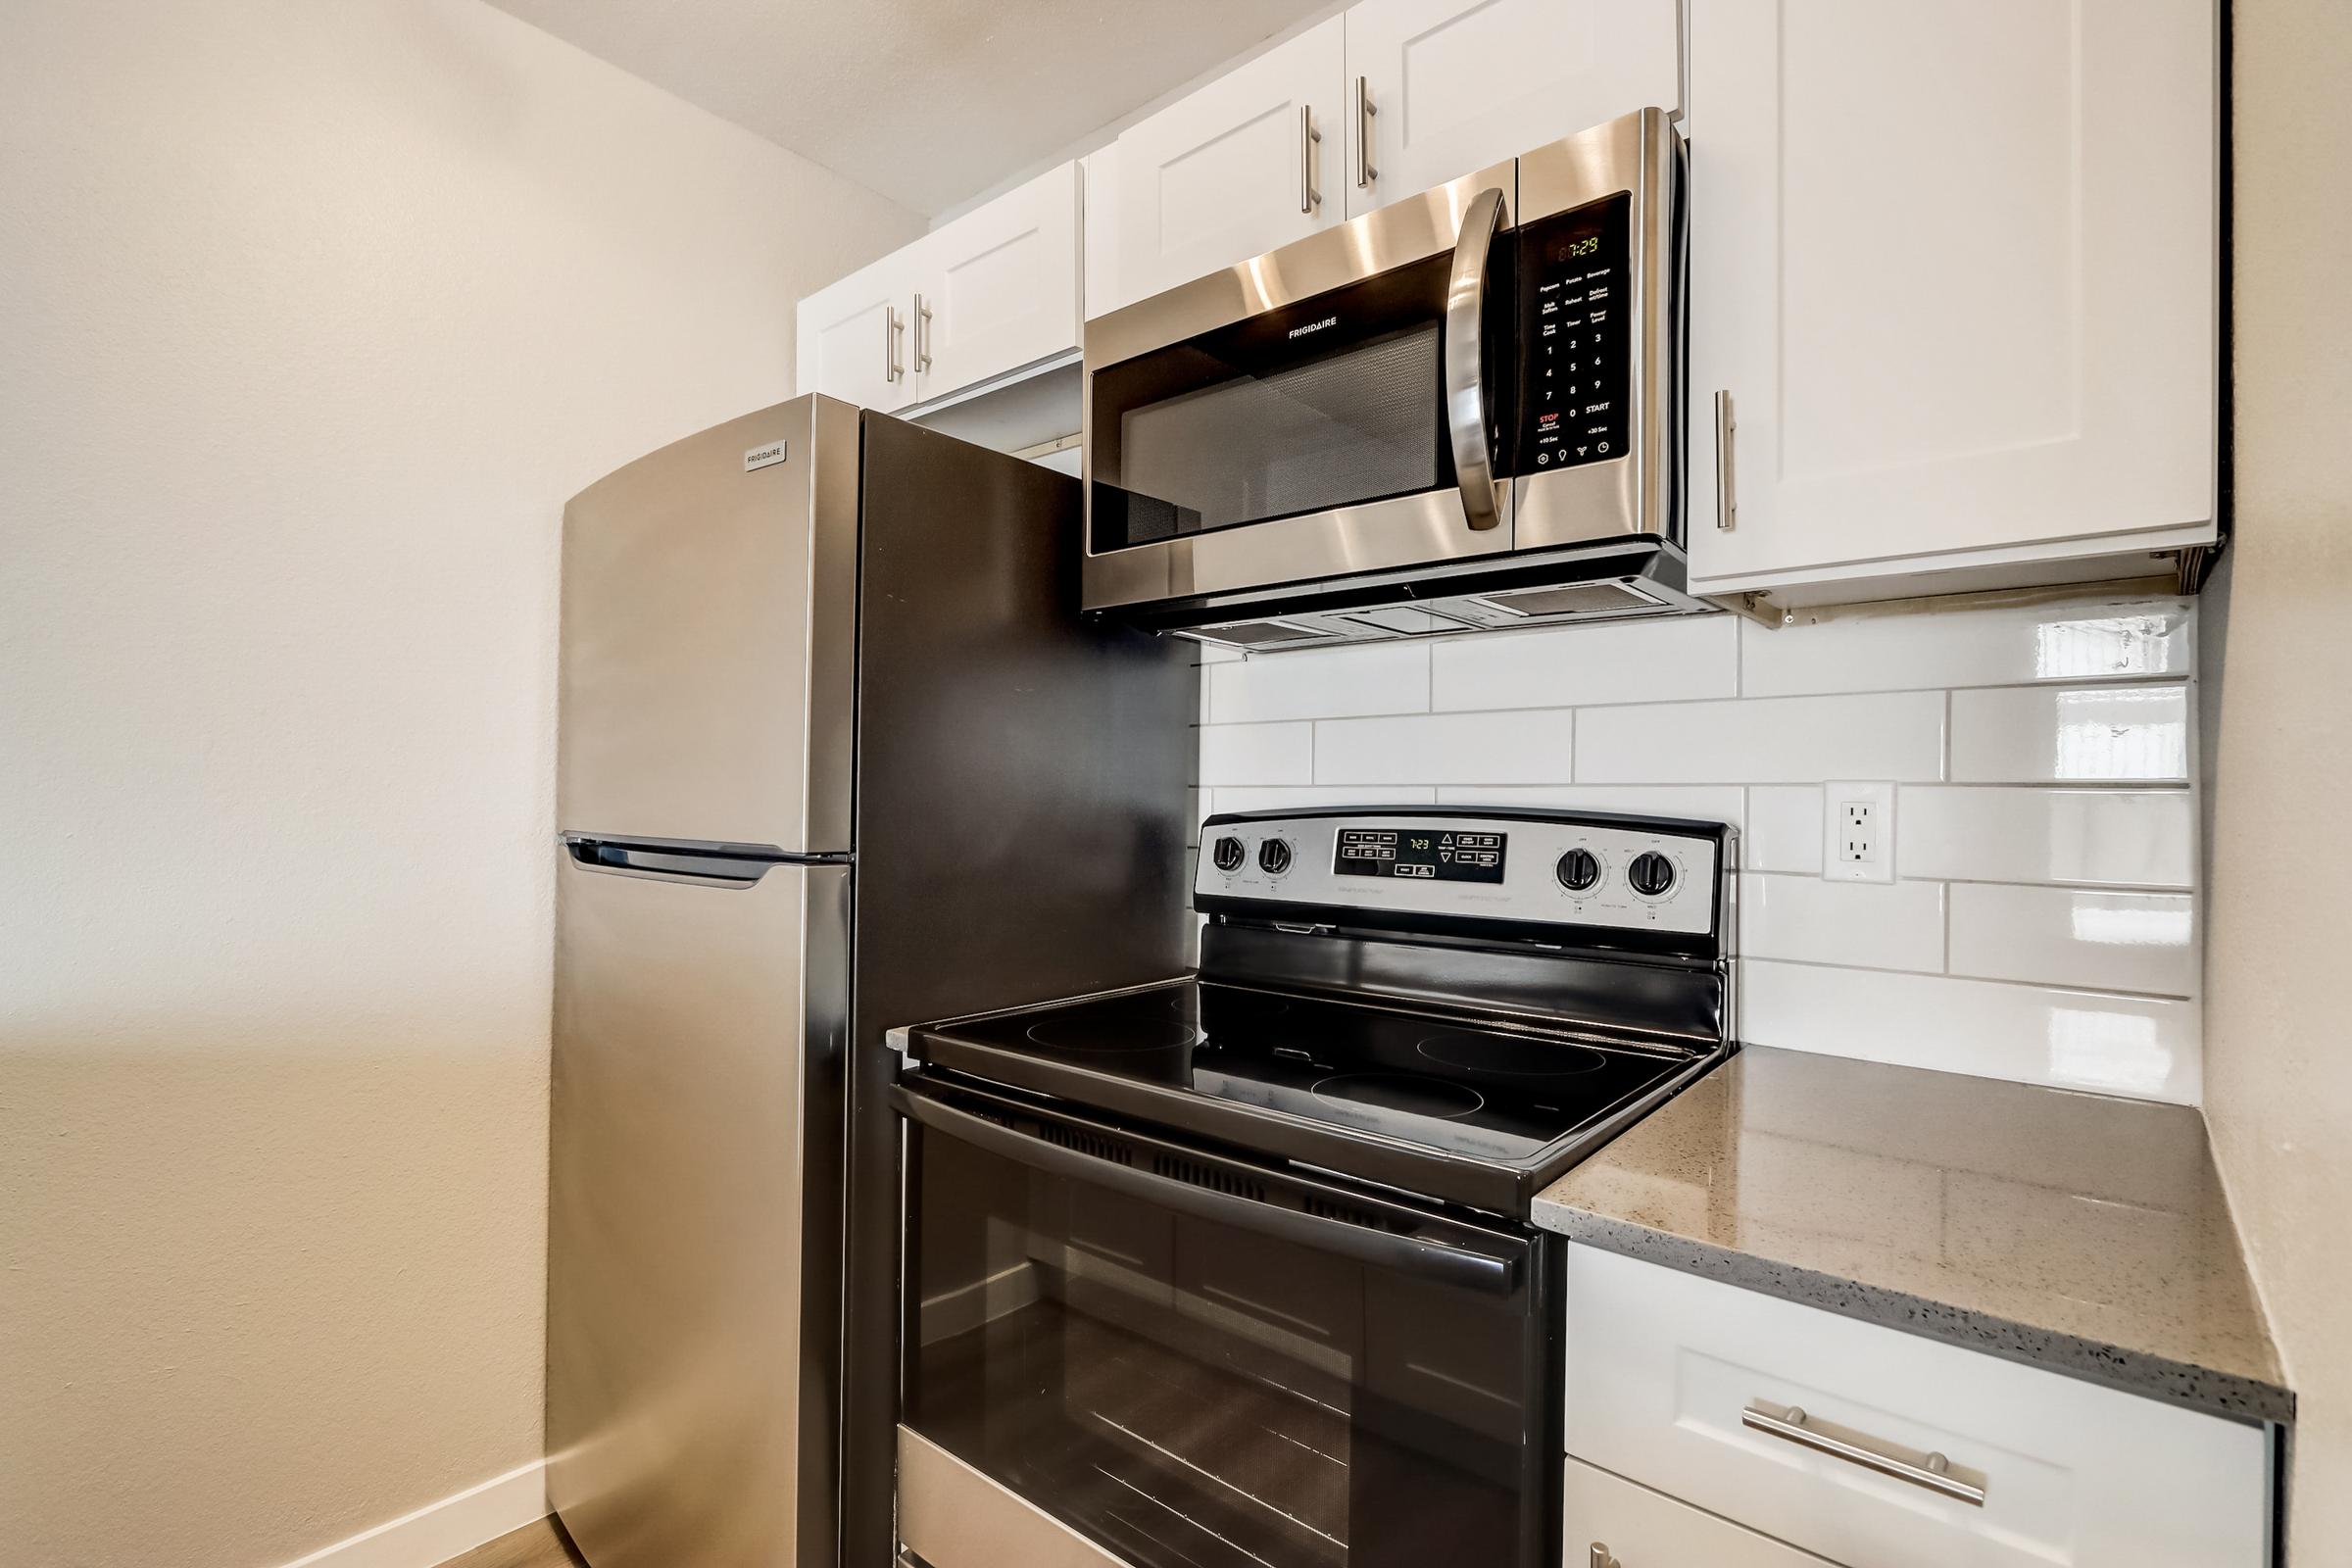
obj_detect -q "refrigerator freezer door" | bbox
[548,850,850,1568]
[558,395,861,855]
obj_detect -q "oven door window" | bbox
[904,1091,1549,1568]
[1088,254,1458,555]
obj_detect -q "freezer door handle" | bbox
[564,836,794,887]
[894,1083,1521,1295]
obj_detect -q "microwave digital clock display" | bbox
[1514,192,1633,475]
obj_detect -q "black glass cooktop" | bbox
[913,980,1707,1206]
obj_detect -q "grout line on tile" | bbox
[1744,955,2197,1004]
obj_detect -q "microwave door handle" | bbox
[893,1084,1520,1296]
[1446,185,1509,532]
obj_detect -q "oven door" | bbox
[895,1078,1557,1568]
[1081,164,1519,616]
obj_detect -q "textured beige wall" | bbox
[2202,0,2352,1558]
[0,3,922,1564]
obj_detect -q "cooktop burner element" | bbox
[1417,1030,1610,1078]
[1311,1071,1486,1119]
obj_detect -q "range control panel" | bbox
[1336,826,1506,883]
[1198,809,1729,940]
[1514,192,1633,475]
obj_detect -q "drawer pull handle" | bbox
[1741,1401,1987,1507]
[1590,1546,1619,1568]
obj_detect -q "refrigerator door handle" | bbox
[564,836,811,888]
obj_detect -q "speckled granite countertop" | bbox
[1533,1046,2291,1425]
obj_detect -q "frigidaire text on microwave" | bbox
[1081,107,1692,653]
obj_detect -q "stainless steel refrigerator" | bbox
[548,395,1193,1568]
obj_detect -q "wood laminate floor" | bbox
[436,1517,588,1568]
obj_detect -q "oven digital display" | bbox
[1336,828,1507,884]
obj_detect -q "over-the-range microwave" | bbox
[1081,108,1693,653]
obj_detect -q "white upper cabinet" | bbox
[1097,17,1347,316]
[915,162,1083,400]
[1343,0,1683,218]
[1689,0,2220,597]
[797,163,1083,415]
[796,246,919,415]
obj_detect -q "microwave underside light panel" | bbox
[1170,539,1711,654]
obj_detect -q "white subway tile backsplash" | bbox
[1199,722,1313,786]
[1431,615,1736,711]
[1900,787,2195,888]
[1950,684,2190,783]
[1435,784,1744,831]
[1205,642,1429,724]
[1742,875,1946,972]
[1314,710,1575,785]
[1740,960,2201,1103]
[1948,885,2197,997]
[1203,785,1437,830]
[1745,786,1826,872]
[1743,597,2193,696]
[1576,692,1945,783]
[1190,595,2203,1102]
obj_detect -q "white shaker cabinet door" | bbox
[1688,0,2219,594]
[1344,0,1683,219]
[912,161,1082,403]
[796,249,918,414]
[1565,1457,1839,1568]
[1102,16,1347,315]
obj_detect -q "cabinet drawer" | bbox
[1566,1456,1834,1568]
[1564,1248,2269,1568]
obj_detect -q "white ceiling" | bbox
[483,0,1335,217]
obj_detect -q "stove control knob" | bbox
[1212,835,1247,873]
[1555,848,1601,892]
[1257,837,1294,876]
[1628,851,1677,898]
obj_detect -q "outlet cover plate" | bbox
[1824,781,1896,883]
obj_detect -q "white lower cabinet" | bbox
[1563,1247,2269,1568]
[1566,1457,1834,1568]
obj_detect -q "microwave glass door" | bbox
[903,1087,1549,1568]
[1088,256,1460,556]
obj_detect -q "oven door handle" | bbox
[894,1085,1521,1296]
[1445,184,1509,534]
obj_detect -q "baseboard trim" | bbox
[277,1459,548,1568]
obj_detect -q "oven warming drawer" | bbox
[901,1425,1135,1568]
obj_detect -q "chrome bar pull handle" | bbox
[1713,389,1738,530]
[1355,76,1377,188]
[913,293,933,374]
[1741,1401,1987,1507]
[1300,104,1323,214]
[1669,0,1690,125]
[884,305,904,385]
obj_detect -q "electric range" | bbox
[888,808,1738,1568]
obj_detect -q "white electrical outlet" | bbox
[1823,781,1896,883]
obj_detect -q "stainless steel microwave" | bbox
[1081,108,1694,652]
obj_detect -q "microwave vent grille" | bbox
[1195,619,1336,649]
[1474,581,1663,617]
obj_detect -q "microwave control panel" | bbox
[1514,192,1633,474]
